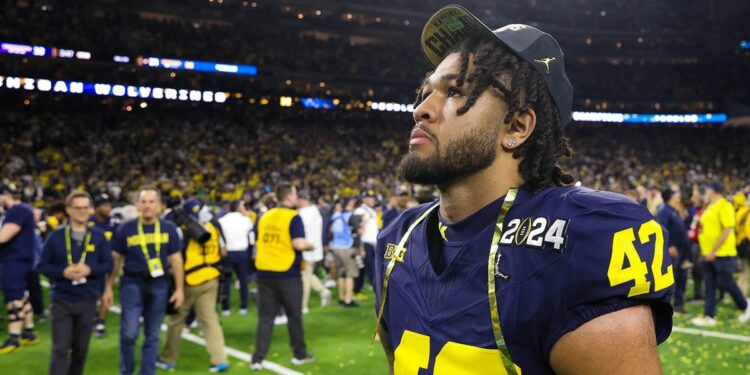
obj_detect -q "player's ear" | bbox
[502,107,536,151]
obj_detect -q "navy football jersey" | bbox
[89,214,120,241]
[374,185,674,374]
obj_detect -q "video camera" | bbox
[166,197,211,244]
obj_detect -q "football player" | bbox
[374,5,674,374]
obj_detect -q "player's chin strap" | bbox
[371,188,520,375]
[488,188,520,375]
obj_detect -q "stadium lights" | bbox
[0,74,229,103]
[741,41,750,50]
[572,111,727,124]
[0,40,259,77]
[137,56,258,76]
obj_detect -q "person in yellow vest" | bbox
[250,183,315,371]
[734,192,750,295]
[692,182,750,326]
[157,199,229,372]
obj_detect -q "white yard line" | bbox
[40,280,303,375]
[672,326,750,342]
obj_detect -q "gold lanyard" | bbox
[487,188,519,374]
[137,218,161,260]
[372,188,519,374]
[65,226,92,265]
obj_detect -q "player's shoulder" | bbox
[87,226,106,238]
[160,218,179,232]
[377,201,436,242]
[116,218,138,233]
[536,185,652,223]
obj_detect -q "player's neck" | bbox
[140,215,157,224]
[438,164,523,223]
[70,221,88,232]
[94,212,108,222]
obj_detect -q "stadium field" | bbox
[1,280,749,374]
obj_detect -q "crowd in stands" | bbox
[1,103,749,210]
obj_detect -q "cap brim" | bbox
[421,5,497,67]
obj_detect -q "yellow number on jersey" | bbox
[394,330,521,375]
[608,220,674,297]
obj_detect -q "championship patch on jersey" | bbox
[384,243,406,262]
[498,217,570,251]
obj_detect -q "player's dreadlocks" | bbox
[415,38,575,192]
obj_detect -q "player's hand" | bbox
[76,263,92,277]
[63,265,82,280]
[102,288,114,308]
[704,252,716,262]
[170,289,184,309]
[668,246,679,258]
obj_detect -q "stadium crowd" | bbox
[2,102,750,371]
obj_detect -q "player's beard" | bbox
[398,124,499,188]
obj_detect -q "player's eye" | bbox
[447,86,463,98]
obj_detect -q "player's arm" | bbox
[0,222,21,244]
[291,215,313,251]
[167,252,185,308]
[550,305,662,375]
[102,251,123,308]
[378,322,395,375]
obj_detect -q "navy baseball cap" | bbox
[362,190,377,198]
[0,182,19,195]
[709,181,724,193]
[93,193,112,207]
[183,198,203,219]
[421,4,574,126]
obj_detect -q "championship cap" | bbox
[421,4,574,126]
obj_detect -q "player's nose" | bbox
[413,98,437,126]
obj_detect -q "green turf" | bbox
[2,279,750,374]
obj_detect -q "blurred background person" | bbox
[297,192,331,313]
[158,198,229,373]
[656,187,689,313]
[39,190,112,375]
[692,182,750,326]
[251,183,315,371]
[104,186,184,375]
[0,183,40,354]
[218,200,255,316]
[89,192,118,339]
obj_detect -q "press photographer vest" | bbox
[255,207,297,272]
[184,221,222,286]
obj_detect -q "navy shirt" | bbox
[375,186,674,374]
[656,205,688,253]
[89,214,119,241]
[382,207,403,229]
[111,218,181,284]
[255,214,305,279]
[39,227,113,302]
[0,203,36,263]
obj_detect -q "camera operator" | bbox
[157,198,229,372]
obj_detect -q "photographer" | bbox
[157,199,229,373]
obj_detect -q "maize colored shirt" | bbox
[111,218,181,284]
[39,227,113,302]
[699,197,736,257]
[255,207,305,279]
